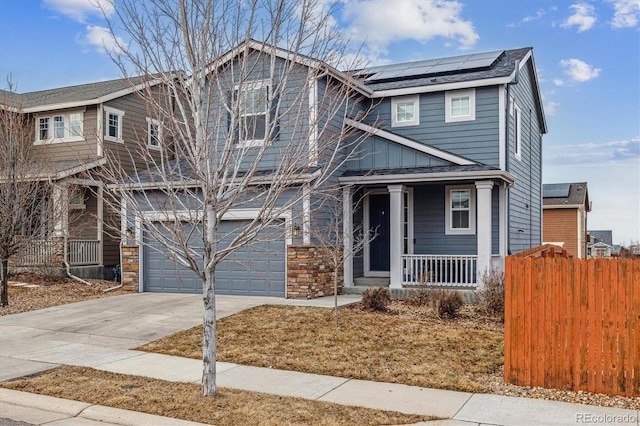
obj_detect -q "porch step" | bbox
[352,277,390,287]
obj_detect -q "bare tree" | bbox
[96,0,369,395]
[0,86,57,307]
[310,188,374,328]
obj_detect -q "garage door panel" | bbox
[144,219,285,296]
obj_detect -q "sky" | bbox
[1,0,638,245]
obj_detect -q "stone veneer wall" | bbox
[121,245,139,291]
[287,245,343,299]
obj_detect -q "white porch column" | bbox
[342,185,353,287]
[52,183,68,238]
[476,181,494,288]
[388,185,404,289]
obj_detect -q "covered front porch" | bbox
[11,179,104,272]
[340,169,513,290]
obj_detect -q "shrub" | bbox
[477,268,505,320]
[429,289,464,319]
[361,287,391,312]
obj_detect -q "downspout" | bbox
[63,235,93,286]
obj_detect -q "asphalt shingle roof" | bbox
[2,75,154,109]
[543,182,589,207]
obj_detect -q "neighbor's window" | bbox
[391,95,419,127]
[236,80,269,146]
[69,113,83,137]
[445,185,476,235]
[146,118,161,149]
[104,106,124,142]
[38,117,50,141]
[53,116,65,138]
[445,89,476,123]
[35,111,84,143]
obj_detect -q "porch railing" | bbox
[402,254,477,287]
[12,240,58,267]
[68,240,101,266]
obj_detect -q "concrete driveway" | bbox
[0,292,360,382]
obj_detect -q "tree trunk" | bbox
[202,267,217,396]
[1,259,9,307]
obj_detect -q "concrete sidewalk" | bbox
[1,293,639,425]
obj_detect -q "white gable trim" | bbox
[344,118,475,166]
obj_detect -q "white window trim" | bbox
[146,117,161,150]
[34,109,85,145]
[445,185,476,235]
[514,103,522,161]
[104,106,125,143]
[391,95,419,127]
[234,79,271,148]
[445,88,476,123]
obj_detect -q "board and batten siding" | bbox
[362,86,501,167]
[32,106,99,162]
[507,61,543,253]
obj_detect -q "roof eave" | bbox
[339,169,515,185]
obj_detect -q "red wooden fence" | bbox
[504,256,639,397]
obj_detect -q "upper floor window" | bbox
[445,89,476,123]
[35,111,84,144]
[513,103,522,160]
[391,95,419,127]
[235,80,269,146]
[104,106,124,143]
[445,185,476,235]
[146,118,161,149]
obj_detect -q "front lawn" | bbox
[137,302,504,393]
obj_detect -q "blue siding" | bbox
[412,184,477,255]
[362,86,501,167]
[507,61,544,253]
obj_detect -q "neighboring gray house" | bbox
[588,230,614,258]
[124,41,546,297]
[0,77,163,278]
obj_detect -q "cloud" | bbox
[523,9,546,23]
[561,3,597,31]
[546,136,640,165]
[607,0,640,28]
[544,100,560,116]
[558,58,601,83]
[81,25,126,55]
[42,0,114,23]
[339,0,479,56]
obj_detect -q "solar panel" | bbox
[543,184,571,198]
[363,50,504,82]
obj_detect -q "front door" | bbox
[369,194,390,271]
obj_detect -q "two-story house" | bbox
[0,77,163,279]
[542,182,590,258]
[118,40,546,297]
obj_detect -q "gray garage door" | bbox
[143,220,286,296]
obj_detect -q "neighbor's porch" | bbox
[341,178,510,290]
[11,180,103,269]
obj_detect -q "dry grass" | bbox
[138,302,504,393]
[0,274,128,316]
[2,366,433,426]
